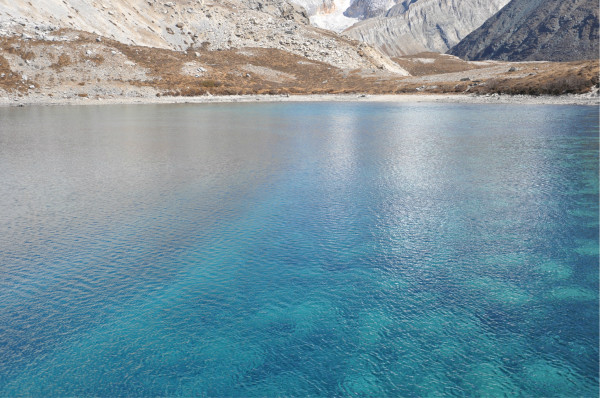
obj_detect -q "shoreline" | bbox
[1,93,599,107]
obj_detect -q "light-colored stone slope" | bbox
[343,0,510,57]
[0,0,408,73]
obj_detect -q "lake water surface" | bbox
[0,102,598,396]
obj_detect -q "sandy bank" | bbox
[1,93,598,107]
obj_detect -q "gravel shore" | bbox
[1,92,598,107]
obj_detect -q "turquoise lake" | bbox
[0,102,598,396]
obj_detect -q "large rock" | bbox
[448,0,600,61]
[343,0,510,57]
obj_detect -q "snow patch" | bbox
[412,58,435,63]
[292,0,359,31]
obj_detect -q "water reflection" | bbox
[0,103,597,396]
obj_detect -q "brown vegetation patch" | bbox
[471,60,599,95]
[0,30,597,99]
[51,54,73,70]
[87,54,105,66]
[91,45,600,96]
[3,43,36,62]
[0,55,28,93]
[393,52,488,76]
[106,39,390,95]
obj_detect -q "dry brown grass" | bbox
[87,54,105,66]
[0,37,36,93]
[0,55,28,93]
[51,54,73,70]
[471,61,599,95]
[392,52,486,76]
[122,49,600,96]
[0,31,598,98]
[3,43,35,61]
[109,39,389,95]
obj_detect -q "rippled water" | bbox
[0,102,598,396]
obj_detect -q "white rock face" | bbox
[343,0,511,57]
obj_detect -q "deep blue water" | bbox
[0,102,598,397]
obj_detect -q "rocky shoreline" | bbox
[1,92,598,107]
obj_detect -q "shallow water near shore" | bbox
[0,102,598,396]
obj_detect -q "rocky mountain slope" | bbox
[0,0,598,103]
[449,0,599,61]
[343,0,510,57]
[1,25,596,103]
[0,0,406,73]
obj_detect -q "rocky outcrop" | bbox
[343,0,510,57]
[448,0,600,61]
[0,0,408,73]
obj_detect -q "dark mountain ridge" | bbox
[449,0,599,61]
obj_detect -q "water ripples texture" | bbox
[0,103,598,396]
